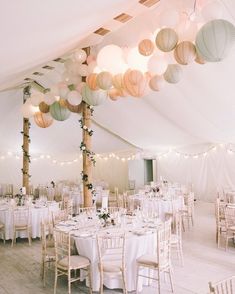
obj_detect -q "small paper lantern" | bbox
[82,85,108,106]
[21,102,38,118]
[34,112,53,128]
[39,101,50,113]
[195,51,206,64]
[86,54,96,64]
[147,54,168,75]
[112,74,124,90]
[50,101,71,121]
[86,73,98,90]
[59,99,67,108]
[43,92,57,105]
[30,92,44,106]
[149,75,165,91]
[67,91,82,106]
[96,71,113,90]
[174,41,196,65]
[73,49,87,63]
[77,64,89,76]
[123,70,148,97]
[156,28,178,52]
[138,39,154,56]
[164,64,183,84]
[65,100,83,113]
[108,88,120,101]
[196,19,235,62]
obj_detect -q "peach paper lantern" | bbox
[34,112,53,128]
[195,51,206,64]
[123,69,148,97]
[65,100,82,113]
[96,71,113,90]
[39,102,50,113]
[149,75,165,91]
[138,39,154,56]
[86,73,98,90]
[174,41,196,65]
[156,28,178,52]
[108,88,120,101]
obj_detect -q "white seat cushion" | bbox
[58,255,90,270]
[137,254,159,267]
[102,260,122,273]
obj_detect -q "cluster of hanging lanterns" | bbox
[21,0,235,129]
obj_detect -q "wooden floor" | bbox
[0,202,235,294]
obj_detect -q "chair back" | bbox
[52,210,68,227]
[97,233,125,270]
[41,221,54,252]
[12,207,30,228]
[225,206,235,229]
[54,229,70,266]
[209,276,235,294]
[157,218,171,267]
[62,196,73,216]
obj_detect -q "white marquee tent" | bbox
[0,0,235,201]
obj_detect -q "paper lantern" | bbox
[86,73,98,90]
[67,91,82,106]
[97,71,113,90]
[57,82,69,98]
[123,69,148,97]
[147,54,168,75]
[76,82,86,94]
[86,54,96,64]
[39,102,50,113]
[97,44,126,74]
[174,41,196,65]
[64,60,81,76]
[158,9,180,28]
[88,61,97,74]
[73,49,87,63]
[127,47,149,72]
[108,88,120,101]
[112,74,124,90]
[34,112,53,128]
[149,75,165,91]
[201,1,224,22]
[50,102,71,121]
[65,100,83,113]
[82,85,108,106]
[59,99,67,108]
[21,103,38,118]
[43,92,57,105]
[195,52,206,64]
[156,28,178,52]
[164,64,183,84]
[138,39,154,56]
[196,19,235,62]
[77,64,89,76]
[30,92,44,106]
[62,71,82,85]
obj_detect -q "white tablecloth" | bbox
[0,202,59,240]
[74,228,157,292]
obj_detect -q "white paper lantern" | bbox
[30,92,44,106]
[82,85,107,106]
[62,71,82,85]
[21,102,38,118]
[158,9,180,28]
[196,19,235,62]
[164,64,183,84]
[64,60,80,76]
[147,54,168,75]
[43,92,57,105]
[58,82,69,98]
[201,1,224,22]
[149,75,165,91]
[76,82,86,93]
[97,44,126,74]
[127,47,149,72]
[67,91,82,106]
[77,64,89,76]
[73,49,87,63]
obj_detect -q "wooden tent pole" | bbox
[22,86,31,194]
[81,47,92,207]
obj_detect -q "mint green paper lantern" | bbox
[196,19,235,62]
[82,84,107,106]
[50,101,71,121]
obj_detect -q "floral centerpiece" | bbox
[98,209,110,227]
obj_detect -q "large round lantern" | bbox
[21,102,38,118]
[195,19,235,62]
[65,101,82,113]
[123,69,148,97]
[164,64,183,84]
[149,75,165,91]
[86,73,98,90]
[96,71,113,90]
[34,112,53,128]
[30,92,44,106]
[138,39,154,56]
[50,101,71,121]
[82,85,108,106]
[156,28,178,52]
[174,41,196,65]
[39,102,50,113]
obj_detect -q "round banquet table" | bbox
[73,226,157,292]
[0,202,59,240]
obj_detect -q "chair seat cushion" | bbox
[58,255,90,270]
[102,260,122,273]
[137,254,159,267]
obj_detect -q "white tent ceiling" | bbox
[0,0,235,159]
